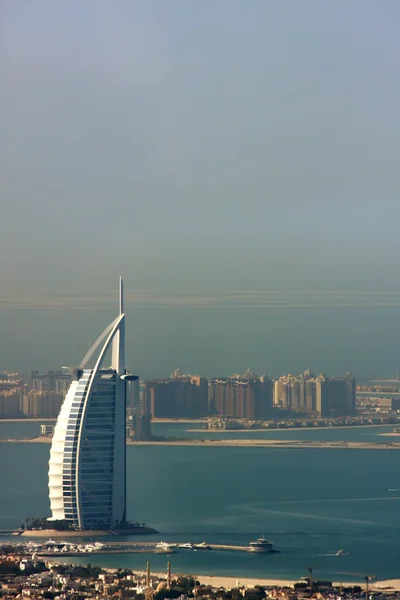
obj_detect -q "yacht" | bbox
[336,549,345,556]
[248,537,274,553]
[155,542,177,553]
[179,542,195,550]
[194,542,212,550]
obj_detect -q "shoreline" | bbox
[2,436,400,450]
[169,574,400,591]
[152,418,206,423]
[0,418,56,423]
[19,528,157,538]
[53,564,400,591]
[153,573,400,591]
[188,423,398,433]
[1,419,397,433]
[152,572,297,589]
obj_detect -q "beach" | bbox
[102,570,400,591]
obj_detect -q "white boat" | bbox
[194,542,212,550]
[248,537,274,553]
[155,542,177,553]
[336,548,345,556]
[179,542,195,549]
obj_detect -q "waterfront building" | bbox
[208,369,273,419]
[41,424,54,436]
[0,392,22,418]
[0,372,24,393]
[0,372,24,418]
[315,372,356,417]
[127,411,152,441]
[31,370,72,394]
[21,391,64,418]
[48,278,137,530]
[274,371,355,417]
[143,369,208,418]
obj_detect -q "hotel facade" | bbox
[48,279,136,530]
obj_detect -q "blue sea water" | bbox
[1,422,400,582]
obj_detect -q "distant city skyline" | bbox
[2,2,400,379]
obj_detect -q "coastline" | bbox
[152,418,206,424]
[19,528,157,538]
[188,423,398,433]
[152,572,296,589]
[153,573,400,591]
[57,566,400,591]
[0,418,56,423]
[2,436,400,450]
[182,574,400,591]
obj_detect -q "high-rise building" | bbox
[143,369,208,418]
[0,392,22,418]
[208,369,273,419]
[48,278,138,530]
[22,391,64,418]
[0,373,24,417]
[274,371,355,417]
[31,371,72,394]
[315,372,355,417]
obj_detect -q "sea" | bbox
[1,420,400,583]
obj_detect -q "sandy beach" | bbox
[115,570,400,591]
[154,572,296,589]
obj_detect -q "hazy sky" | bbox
[1,1,400,377]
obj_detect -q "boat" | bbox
[179,542,195,550]
[155,542,177,553]
[248,537,274,553]
[335,548,345,556]
[194,542,212,550]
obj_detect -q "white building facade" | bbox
[48,278,135,530]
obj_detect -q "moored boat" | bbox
[247,537,273,553]
[194,542,212,550]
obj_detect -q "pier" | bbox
[37,541,258,557]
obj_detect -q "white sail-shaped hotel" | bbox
[48,278,136,530]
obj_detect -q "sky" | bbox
[1,1,400,377]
